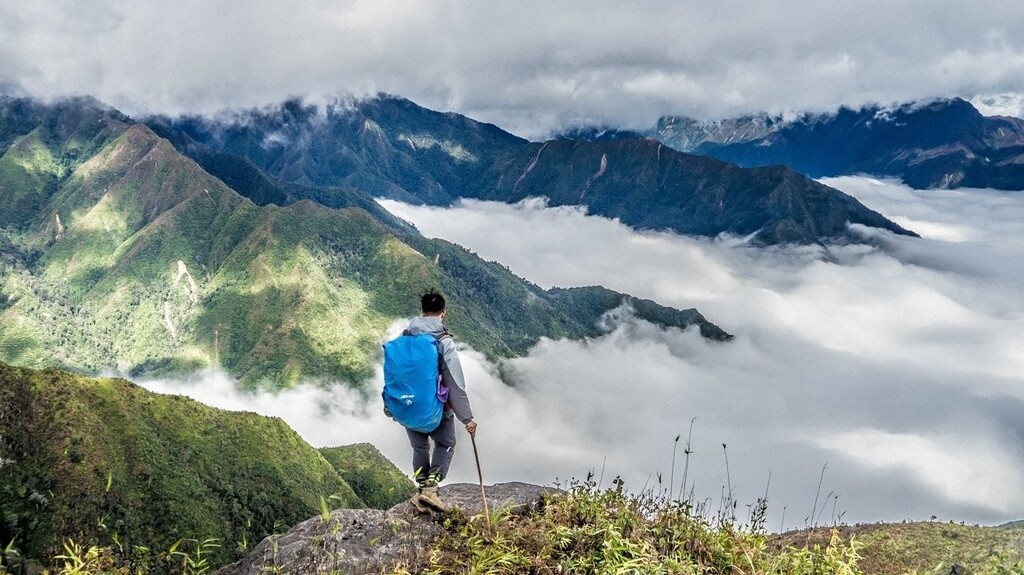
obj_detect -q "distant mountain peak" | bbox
[655,97,1024,190]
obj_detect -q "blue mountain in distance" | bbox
[654,98,1024,190]
[153,94,914,245]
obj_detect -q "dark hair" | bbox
[420,288,446,314]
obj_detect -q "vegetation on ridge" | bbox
[318,443,417,510]
[774,522,1024,575]
[0,362,411,570]
[425,482,1024,575]
[408,479,862,575]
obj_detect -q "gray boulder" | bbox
[213,482,557,575]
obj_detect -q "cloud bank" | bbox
[374,177,1024,526]
[2,2,1023,137]
[143,177,1024,531]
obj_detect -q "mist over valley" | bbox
[136,177,1024,532]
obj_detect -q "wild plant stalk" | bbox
[669,434,680,501]
[319,496,331,521]
[722,443,734,521]
[746,470,771,531]
[641,472,654,495]
[171,538,220,575]
[678,417,697,501]
[0,540,16,574]
[814,491,836,526]
[810,463,828,528]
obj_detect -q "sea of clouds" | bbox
[142,177,1024,530]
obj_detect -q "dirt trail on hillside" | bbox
[172,260,198,303]
[164,301,177,342]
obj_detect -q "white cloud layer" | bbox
[142,177,1024,531]
[374,177,1024,525]
[1,2,1023,137]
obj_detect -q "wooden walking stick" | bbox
[470,434,491,527]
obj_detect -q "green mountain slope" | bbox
[0,121,442,385]
[0,98,727,387]
[0,97,129,229]
[319,443,416,509]
[151,96,525,206]
[145,118,417,234]
[0,361,371,568]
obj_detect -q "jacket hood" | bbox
[405,316,446,336]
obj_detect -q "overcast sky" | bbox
[2,1,1024,137]
[144,177,1024,529]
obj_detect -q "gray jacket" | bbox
[403,316,474,423]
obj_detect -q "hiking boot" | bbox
[409,492,432,514]
[418,485,447,512]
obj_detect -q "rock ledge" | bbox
[213,482,556,575]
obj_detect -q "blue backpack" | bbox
[382,332,449,433]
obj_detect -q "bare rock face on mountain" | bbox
[213,482,557,575]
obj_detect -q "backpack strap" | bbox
[434,331,451,355]
[434,332,452,382]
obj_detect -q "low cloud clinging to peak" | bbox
[2,2,1023,138]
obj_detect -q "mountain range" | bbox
[0,96,727,387]
[654,98,1024,190]
[153,95,914,245]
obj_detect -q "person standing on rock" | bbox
[383,289,477,513]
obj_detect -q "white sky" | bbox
[2,1,1023,138]
[144,177,1024,529]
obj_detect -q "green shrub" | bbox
[427,478,863,575]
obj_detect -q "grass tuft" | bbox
[425,477,862,575]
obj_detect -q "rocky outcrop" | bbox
[213,482,557,575]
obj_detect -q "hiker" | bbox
[383,289,477,512]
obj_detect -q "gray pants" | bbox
[407,412,456,483]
